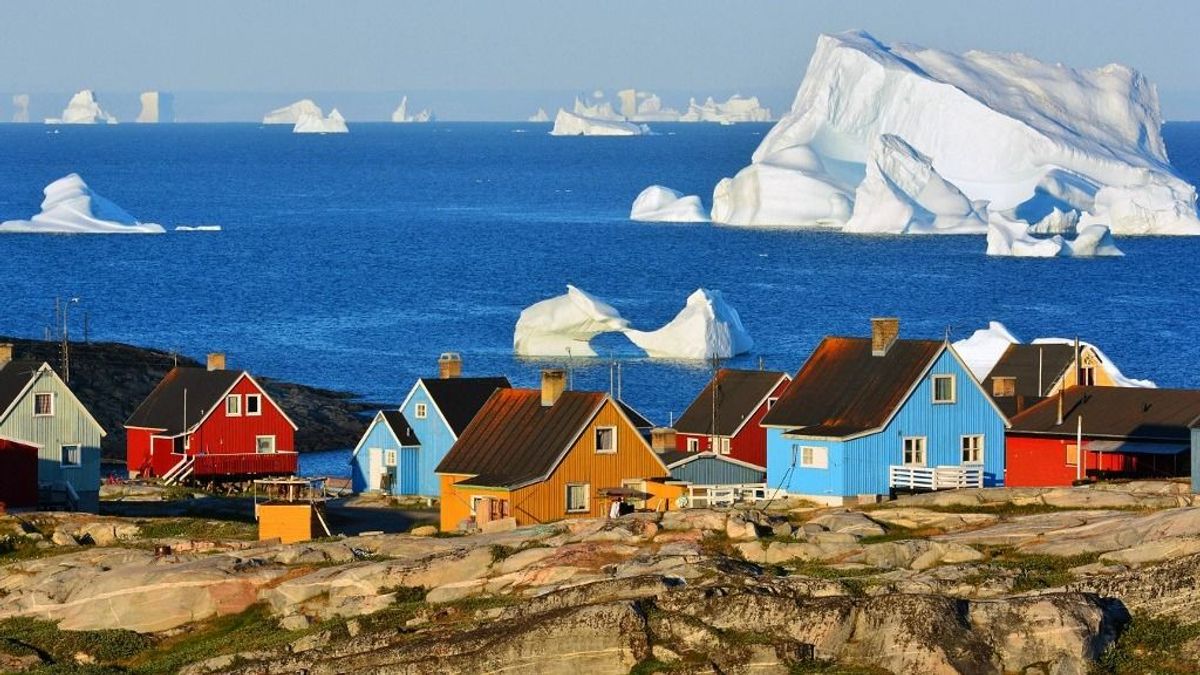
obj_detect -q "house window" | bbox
[902,437,927,466]
[566,483,590,513]
[245,394,262,416]
[932,375,955,404]
[60,444,81,468]
[1066,443,1079,466]
[795,445,828,469]
[992,377,1016,398]
[384,449,397,467]
[716,437,731,455]
[226,395,241,417]
[961,435,984,464]
[1080,366,1096,387]
[686,437,699,452]
[470,495,485,516]
[414,403,428,419]
[256,435,276,454]
[595,426,617,454]
[767,397,779,410]
[33,392,54,417]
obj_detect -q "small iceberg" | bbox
[550,109,646,136]
[0,174,164,234]
[137,91,174,123]
[391,96,433,123]
[45,90,116,125]
[12,94,30,123]
[625,289,753,359]
[294,108,348,134]
[528,107,550,122]
[986,212,1122,257]
[175,225,222,232]
[630,186,710,223]
[263,99,323,125]
[514,285,630,357]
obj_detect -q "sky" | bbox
[2,0,1199,119]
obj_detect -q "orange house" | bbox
[435,370,674,531]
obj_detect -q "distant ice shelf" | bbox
[0,174,164,234]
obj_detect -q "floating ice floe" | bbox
[528,108,550,123]
[263,99,324,125]
[678,95,772,123]
[514,285,630,357]
[45,90,116,125]
[710,30,1200,238]
[550,109,646,136]
[985,212,1122,257]
[137,91,174,123]
[0,174,164,234]
[175,225,222,232]
[952,321,1154,387]
[11,94,29,123]
[294,108,348,134]
[630,186,709,223]
[625,289,753,359]
[392,96,433,123]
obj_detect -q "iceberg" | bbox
[175,225,222,232]
[11,94,29,123]
[617,89,683,122]
[572,96,624,121]
[679,95,772,123]
[550,109,646,137]
[391,96,433,123]
[293,108,348,134]
[514,285,630,357]
[711,31,1200,236]
[45,90,116,125]
[528,108,550,123]
[136,91,174,123]
[624,289,753,359]
[0,174,164,234]
[985,212,1123,257]
[630,186,709,223]
[263,99,323,125]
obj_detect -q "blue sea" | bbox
[2,121,1199,479]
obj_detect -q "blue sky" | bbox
[3,0,1199,119]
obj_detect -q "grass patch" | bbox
[124,603,311,673]
[0,617,153,667]
[1097,617,1200,674]
[791,660,891,674]
[135,518,255,541]
[630,658,672,675]
[885,502,1147,517]
[490,544,516,563]
[786,563,884,580]
[857,524,924,545]
[981,548,1100,592]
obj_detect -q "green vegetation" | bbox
[630,658,673,675]
[790,660,892,674]
[490,544,516,562]
[980,548,1100,592]
[786,563,884,580]
[0,617,152,668]
[127,604,316,673]
[858,524,929,545]
[1096,617,1200,674]
[134,518,255,541]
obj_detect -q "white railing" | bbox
[889,465,983,491]
[162,455,196,485]
[686,483,767,508]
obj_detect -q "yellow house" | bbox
[983,342,1125,416]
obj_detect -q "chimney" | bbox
[651,427,677,452]
[438,352,462,379]
[541,369,566,407]
[206,352,226,371]
[0,343,12,368]
[871,317,900,357]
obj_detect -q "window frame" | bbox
[255,435,276,454]
[932,375,956,404]
[60,443,81,468]
[226,394,242,417]
[594,426,617,454]
[1066,443,1080,467]
[991,377,1016,398]
[565,483,590,513]
[414,403,428,419]
[686,437,699,453]
[244,393,262,416]
[33,392,54,417]
[766,396,779,410]
[961,434,984,465]
[902,436,927,466]
[384,449,397,467]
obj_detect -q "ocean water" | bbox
[2,121,1199,467]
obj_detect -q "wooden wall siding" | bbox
[0,439,38,507]
[675,378,788,468]
[258,504,317,544]
[1192,429,1200,493]
[0,369,102,511]
[440,473,509,531]
[403,384,457,497]
[189,377,295,457]
[398,447,420,494]
[1006,434,1186,487]
[351,418,404,493]
[670,456,766,486]
[506,399,669,525]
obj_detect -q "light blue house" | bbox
[761,319,1009,506]
[350,411,420,494]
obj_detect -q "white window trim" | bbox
[594,426,617,454]
[797,445,828,469]
[470,495,485,516]
[384,449,397,467]
[715,436,731,455]
[60,443,82,468]
[255,435,276,454]
[766,396,779,410]
[226,394,242,417]
[932,375,956,404]
[33,392,54,417]
[902,436,927,466]
[414,403,428,420]
[961,434,985,465]
[245,393,262,416]
[686,437,699,452]
[565,483,591,513]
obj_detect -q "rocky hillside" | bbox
[2,481,1200,672]
[1,338,380,460]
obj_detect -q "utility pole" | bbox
[83,310,90,344]
[61,297,79,383]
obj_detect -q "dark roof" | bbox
[674,369,788,437]
[0,360,46,417]
[419,376,511,436]
[380,410,420,446]
[656,449,692,467]
[435,389,607,488]
[124,367,243,434]
[761,338,944,437]
[1010,386,1200,441]
[617,400,654,430]
[984,344,1076,400]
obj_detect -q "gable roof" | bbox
[616,400,653,430]
[984,343,1076,397]
[123,367,296,435]
[674,369,789,437]
[414,377,511,436]
[380,410,420,446]
[662,450,765,472]
[1010,386,1200,441]
[0,360,47,419]
[762,337,945,437]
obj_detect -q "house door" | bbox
[368,448,384,490]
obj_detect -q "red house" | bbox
[0,437,38,508]
[673,369,790,468]
[124,353,298,482]
[1006,386,1200,487]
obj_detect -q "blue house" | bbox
[761,319,1009,506]
[355,354,509,498]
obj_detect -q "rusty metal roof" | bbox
[674,368,789,437]
[761,337,944,438]
[435,388,607,488]
[1009,386,1200,440]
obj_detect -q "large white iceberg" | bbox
[0,174,164,234]
[263,99,323,125]
[711,31,1200,236]
[293,108,348,134]
[45,90,116,125]
[550,109,646,137]
[514,285,630,357]
[952,321,1153,387]
[630,186,709,223]
[136,91,174,123]
[679,95,772,123]
[985,212,1123,257]
[12,94,29,123]
[391,96,433,123]
[625,289,753,359]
